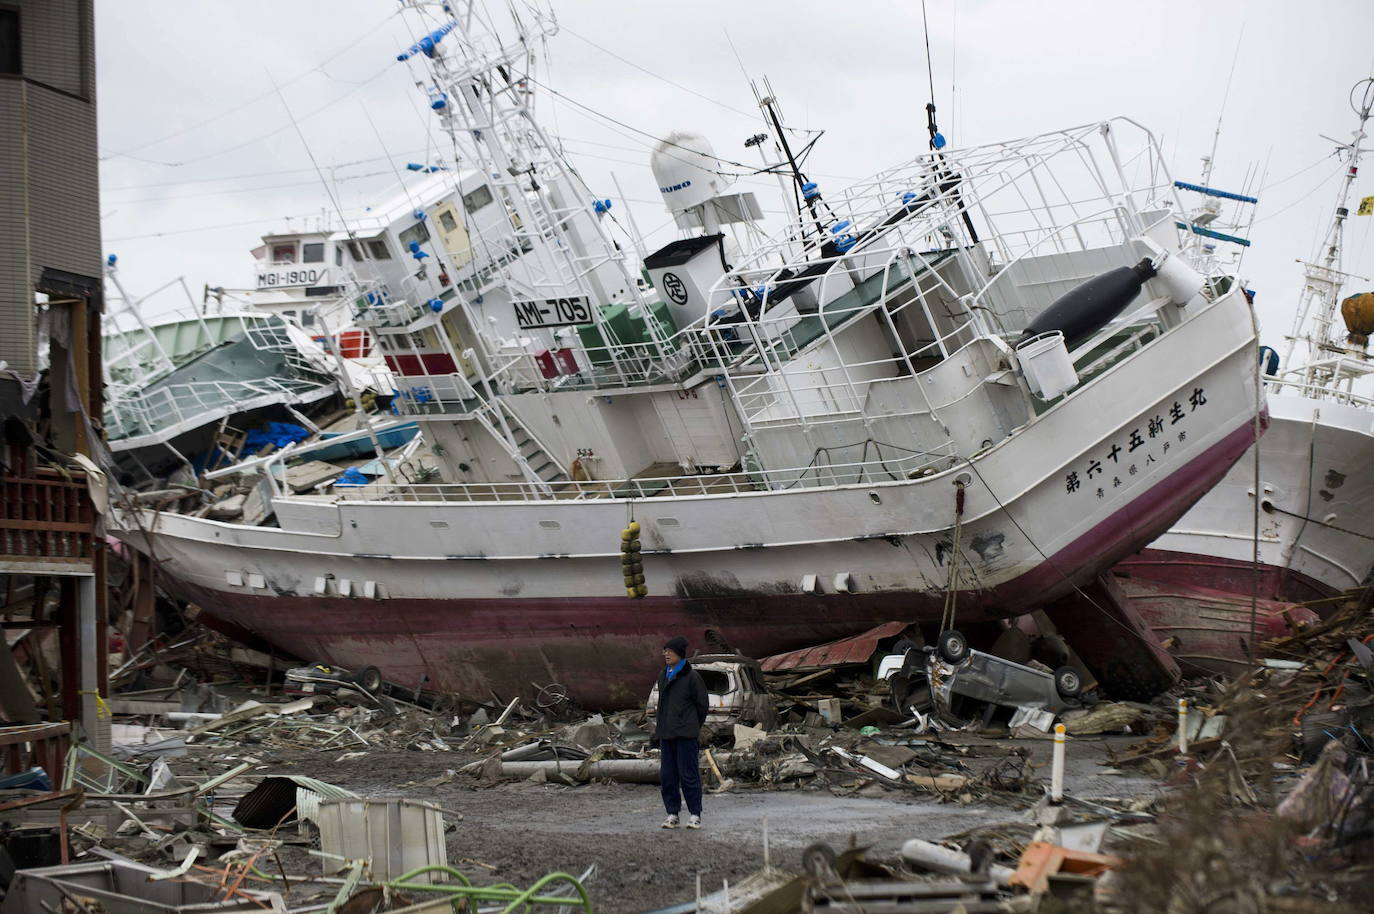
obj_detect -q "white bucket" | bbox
[1016,331,1078,400]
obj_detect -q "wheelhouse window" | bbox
[272,243,297,263]
[335,246,343,266]
[346,240,365,261]
[438,210,459,233]
[399,221,430,249]
[461,184,493,213]
[367,238,392,260]
[302,242,324,263]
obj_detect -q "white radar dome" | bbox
[649,131,734,214]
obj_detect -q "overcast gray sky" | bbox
[97,1,1374,350]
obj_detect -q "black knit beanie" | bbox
[662,636,688,659]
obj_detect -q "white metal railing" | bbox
[1263,375,1374,411]
[106,376,330,442]
[331,447,959,504]
[391,372,480,412]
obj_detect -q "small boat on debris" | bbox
[109,0,1263,708]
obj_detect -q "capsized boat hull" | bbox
[141,416,1259,709]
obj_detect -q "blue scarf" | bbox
[665,658,685,682]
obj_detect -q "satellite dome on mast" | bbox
[650,131,734,213]
[648,130,762,232]
[642,130,762,330]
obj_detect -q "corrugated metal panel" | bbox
[761,621,912,672]
[0,1,99,380]
[316,798,448,883]
[232,775,358,830]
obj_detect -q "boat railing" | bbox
[1263,375,1374,411]
[342,446,957,505]
[391,372,482,414]
[106,376,327,442]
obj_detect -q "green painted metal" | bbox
[386,864,593,912]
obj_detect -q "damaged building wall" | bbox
[0,0,108,753]
[0,0,101,383]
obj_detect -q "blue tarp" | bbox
[244,422,311,454]
[334,467,370,487]
[0,767,51,791]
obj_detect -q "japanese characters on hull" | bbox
[1065,387,1207,499]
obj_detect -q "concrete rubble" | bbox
[0,587,1369,912]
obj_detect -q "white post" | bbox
[1050,723,1066,803]
[763,816,770,871]
[78,575,109,751]
[1177,698,1189,754]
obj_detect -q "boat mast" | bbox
[396,0,668,361]
[1284,78,1374,383]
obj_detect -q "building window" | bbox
[0,9,19,77]
[367,238,392,260]
[438,210,459,233]
[462,184,493,213]
[272,243,297,263]
[302,242,324,263]
[399,221,430,249]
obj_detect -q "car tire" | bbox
[937,630,969,664]
[356,665,383,693]
[1053,666,1082,699]
[891,638,918,655]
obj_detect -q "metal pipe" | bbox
[499,758,662,783]
[899,838,1014,886]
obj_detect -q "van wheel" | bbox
[938,630,969,663]
[1054,666,1082,699]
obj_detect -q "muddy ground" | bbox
[235,732,1158,913]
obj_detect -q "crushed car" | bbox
[646,653,778,740]
[878,630,1086,725]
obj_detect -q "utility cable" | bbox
[100,11,402,163]
[559,24,762,122]
[521,75,779,177]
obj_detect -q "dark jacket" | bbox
[654,661,709,741]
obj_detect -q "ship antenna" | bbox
[267,70,396,486]
[920,0,945,152]
[1284,77,1374,372]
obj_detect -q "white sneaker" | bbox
[661,814,679,829]
[686,814,701,829]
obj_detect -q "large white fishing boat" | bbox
[108,0,1263,708]
[1120,79,1374,668]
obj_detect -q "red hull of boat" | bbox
[1113,550,1327,674]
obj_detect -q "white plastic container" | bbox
[1016,331,1078,400]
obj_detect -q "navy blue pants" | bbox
[659,738,703,816]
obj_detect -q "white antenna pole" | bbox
[1285,78,1374,374]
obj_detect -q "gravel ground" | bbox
[238,732,1158,913]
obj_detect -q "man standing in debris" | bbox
[655,636,708,829]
